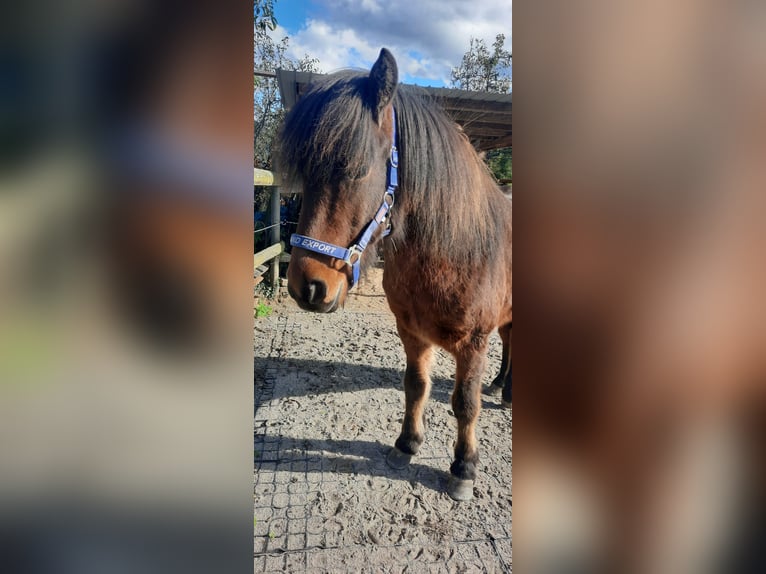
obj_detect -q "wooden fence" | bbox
[254,168,282,289]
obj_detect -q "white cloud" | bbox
[359,0,383,14]
[273,0,512,86]
[285,19,381,72]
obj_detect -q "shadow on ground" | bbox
[254,356,461,406]
[254,358,510,496]
[253,434,455,496]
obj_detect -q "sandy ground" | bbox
[254,267,512,573]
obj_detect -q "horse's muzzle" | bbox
[287,251,349,313]
[287,278,341,313]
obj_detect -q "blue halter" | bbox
[290,108,399,289]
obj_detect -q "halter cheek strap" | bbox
[290,107,399,289]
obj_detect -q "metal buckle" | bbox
[390,146,398,168]
[344,244,363,266]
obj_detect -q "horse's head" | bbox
[279,49,399,312]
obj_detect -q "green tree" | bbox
[486,148,512,182]
[451,34,512,182]
[450,34,512,94]
[254,0,277,32]
[254,0,319,169]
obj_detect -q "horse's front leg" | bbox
[386,323,433,469]
[449,340,489,501]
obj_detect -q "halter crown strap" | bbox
[290,107,399,288]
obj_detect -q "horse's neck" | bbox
[393,180,502,263]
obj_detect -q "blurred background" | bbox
[514,0,766,572]
[0,1,253,572]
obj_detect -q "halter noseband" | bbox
[289,107,399,289]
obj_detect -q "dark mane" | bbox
[277,70,506,265]
[277,72,379,186]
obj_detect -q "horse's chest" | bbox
[382,255,487,345]
[383,254,448,300]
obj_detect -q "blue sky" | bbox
[268,0,512,88]
[272,2,317,32]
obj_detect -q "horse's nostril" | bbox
[305,279,327,305]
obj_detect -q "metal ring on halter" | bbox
[344,245,362,265]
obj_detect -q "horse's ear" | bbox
[369,48,398,124]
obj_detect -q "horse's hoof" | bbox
[447,476,475,501]
[386,447,413,469]
[501,399,512,409]
[482,384,503,397]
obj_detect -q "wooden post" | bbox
[269,183,280,289]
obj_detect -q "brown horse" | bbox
[279,48,512,500]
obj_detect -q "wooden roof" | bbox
[276,69,511,151]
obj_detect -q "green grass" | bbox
[254,301,272,318]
